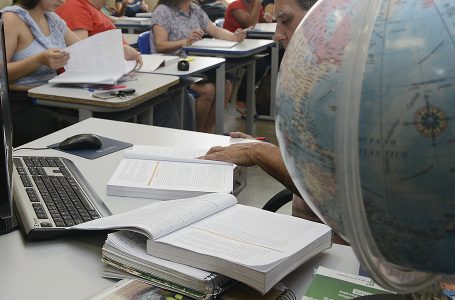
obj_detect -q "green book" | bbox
[303,266,392,300]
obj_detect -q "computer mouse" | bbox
[58,134,103,150]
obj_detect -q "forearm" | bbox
[246,3,262,26]
[115,3,127,16]
[251,143,300,195]
[210,26,237,41]
[155,39,187,53]
[7,53,44,82]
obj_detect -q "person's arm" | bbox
[114,0,128,16]
[232,0,262,28]
[72,29,89,40]
[123,44,143,67]
[202,141,299,195]
[205,21,246,42]
[140,0,149,12]
[153,24,204,53]
[64,29,82,46]
[3,12,69,82]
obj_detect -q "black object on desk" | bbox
[48,136,132,160]
[58,134,103,150]
[178,60,190,71]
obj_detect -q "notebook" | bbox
[190,38,238,49]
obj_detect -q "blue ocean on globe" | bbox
[275,0,455,288]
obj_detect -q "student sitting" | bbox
[55,0,141,62]
[151,0,246,132]
[1,0,81,146]
[222,0,272,117]
[57,0,195,129]
[114,0,149,17]
[223,0,272,32]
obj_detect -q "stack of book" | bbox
[73,193,333,297]
[77,144,333,299]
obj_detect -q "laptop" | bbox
[0,19,111,240]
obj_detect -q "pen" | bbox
[255,137,267,141]
[241,26,255,33]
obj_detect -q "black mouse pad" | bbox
[48,136,133,160]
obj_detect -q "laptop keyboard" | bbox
[14,156,101,228]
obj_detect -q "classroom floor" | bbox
[222,101,292,215]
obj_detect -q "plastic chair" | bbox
[137,31,151,54]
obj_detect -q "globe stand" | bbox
[0,214,18,235]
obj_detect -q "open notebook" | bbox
[49,30,136,85]
[190,38,238,48]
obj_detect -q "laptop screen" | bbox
[0,18,14,219]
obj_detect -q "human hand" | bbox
[186,29,204,45]
[122,0,128,7]
[123,44,143,68]
[229,131,254,139]
[141,2,148,11]
[233,28,247,42]
[40,48,69,69]
[201,143,260,167]
[263,12,274,23]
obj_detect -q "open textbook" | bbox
[136,55,179,73]
[101,232,231,299]
[73,193,333,294]
[107,145,233,200]
[190,38,238,48]
[49,30,136,85]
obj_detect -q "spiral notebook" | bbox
[101,231,231,299]
[219,283,296,300]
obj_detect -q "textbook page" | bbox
[190,39,238,48]
[73,193,238,239]
[148,204,332,269]
[49,30,130,84]
[124,145,231,165]
[62,29,124,74]
[107,159,233,197]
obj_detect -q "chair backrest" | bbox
[137,31,151,54]
[214,18,224,28]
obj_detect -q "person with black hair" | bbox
[1,0,81,146]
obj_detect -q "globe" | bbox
[275,0,455,293]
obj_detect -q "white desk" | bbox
[28,72,179,124]
[184,39,279,134]
[150,56,226,134]
[114,18,151,34]
[247,23,277,39]
[0,119,360,300]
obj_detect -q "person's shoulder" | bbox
[228,0,244,9]
[60,0,87,9]
[154,4,172,12]
[190,2,203,10]
[1,10,24,27]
